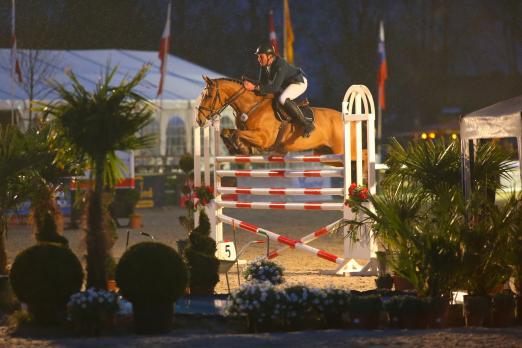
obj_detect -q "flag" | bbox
[377,21,388,110]
[11,0,22,83]
[283,0,294,64]
[268,9,279,55]
[157,2,171,97]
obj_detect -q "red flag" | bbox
[268,9,279,55]
[377,21,388,110]
[11,0,22,83]
[157,2,171,97]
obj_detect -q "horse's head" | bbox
[196,76,221,127]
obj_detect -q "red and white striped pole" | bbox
[268,218,344,259]
[218,214,346,265]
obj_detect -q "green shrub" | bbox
[184,211,219,295]
[115,242,187,304]
[9,243,83,323]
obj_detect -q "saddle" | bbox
[273,98,315,124]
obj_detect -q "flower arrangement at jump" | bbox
[179,184,215,235]
[243,257,284,285]
[345,183,369,212]
[67,288,119,336]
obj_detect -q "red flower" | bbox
[359,192,368,200]
[349,183,357,195]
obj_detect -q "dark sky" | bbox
[1,0,521,136]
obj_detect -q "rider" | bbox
[243,43,314,137]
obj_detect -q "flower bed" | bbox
[225,284,470,332]
[67,288,119,336]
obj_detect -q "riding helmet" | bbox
[254,43,276,56]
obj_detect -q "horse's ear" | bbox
[202,75,213,85]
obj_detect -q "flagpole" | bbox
[10,0,16,125]
[283,0,286,60]
[377,104,382,162]
[158,1,171,173]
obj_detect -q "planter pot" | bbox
[129,214,142,229]
[28,302,67,325]
[491,293,515,327]
[427,298,449,329]
[463,295,491,327]
[516,296,522,325]
[247,315,284,333]
[392,275,414,291]
[350,312,381,330]
[375,275,394,290]
[446,304,465,327]
[324,312,349,329]
[132,301,173,334]
[446,303,465,327]
[72,313,115,336]
[189,285,215,296]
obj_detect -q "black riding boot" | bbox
[283,98,315,138]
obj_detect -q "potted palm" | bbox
[504,192,522,324]
[461,195,511,327]
[43,64,154,289]
[0,126,37,277]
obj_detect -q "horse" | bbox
[196,76,365,161]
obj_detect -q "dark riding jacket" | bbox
[256,56,305,95]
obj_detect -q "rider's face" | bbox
[257,54,272,67]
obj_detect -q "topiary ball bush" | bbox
[116,242,188,304]
[10,243,84,324]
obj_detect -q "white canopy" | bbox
[460,95,522,199]
[0,48,223,105]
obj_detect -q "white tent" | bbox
[460,95,522,199]
[0,49,233,168]
[0,49,222,102]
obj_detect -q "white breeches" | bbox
[278,77,308,104]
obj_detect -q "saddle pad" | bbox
[273,99,315,123]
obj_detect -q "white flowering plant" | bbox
[67,287,119,333]
[318,287,351,328]
[284,285,324,329]
[243,257,284,285]
[225,281,288,332]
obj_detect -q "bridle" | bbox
[197,81,247,123]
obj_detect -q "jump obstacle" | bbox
[193,85,378,276]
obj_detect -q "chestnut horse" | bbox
[196,76,362,160]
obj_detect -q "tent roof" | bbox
[0,49,224,103]
[463,95,522,119]
[460,95,522,140]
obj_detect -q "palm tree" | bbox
[0,125,36,275]
[43,65,154,289]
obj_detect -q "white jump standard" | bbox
[194,84,378,276]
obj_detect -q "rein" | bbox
[197,82,247,121]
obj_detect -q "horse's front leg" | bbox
[220,128,241,154]
[235,130,273,154]
[220,128,253,155]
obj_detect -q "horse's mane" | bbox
[214,77,243,85]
